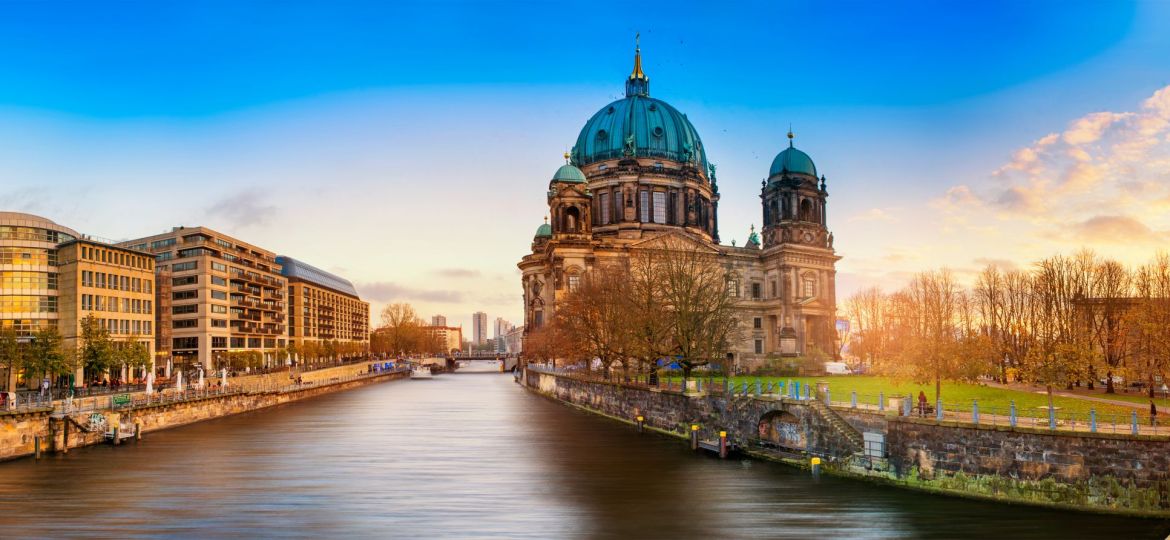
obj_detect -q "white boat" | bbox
[410,365,433,380]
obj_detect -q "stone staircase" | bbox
[806,399,864,455]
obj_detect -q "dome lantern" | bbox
[625,33,649,98]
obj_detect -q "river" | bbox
[0,371,1167,539]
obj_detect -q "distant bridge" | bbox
[444,354,520,372]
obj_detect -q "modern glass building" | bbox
[1,212,77,391]
[0,212,79,335]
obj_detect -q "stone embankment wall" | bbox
[524,368,1170,517]
[0,409,53,460]
[1,366,407,462]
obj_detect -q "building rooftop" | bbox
[0,211,81,238]
[276,255,360,297]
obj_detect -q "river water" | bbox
[1,371,1167,539]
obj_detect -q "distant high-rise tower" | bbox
[493,317,514,339]
[472,312,488,345]
[432,315,447,327]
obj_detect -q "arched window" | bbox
[802,274,816,298]
[565,206,581,233]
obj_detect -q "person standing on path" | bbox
[1151,401,1158,427]
[918,391,928,417]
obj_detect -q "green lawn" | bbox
[662,374,1158,425]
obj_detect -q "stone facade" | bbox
[518,50,840,367]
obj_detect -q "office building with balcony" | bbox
[277,256,369,356]
[121,226,288,371]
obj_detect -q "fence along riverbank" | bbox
[522,366,1170,518]
[1,362,409,462]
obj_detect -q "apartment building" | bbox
[57,239,156,381]
[422,324,462,354]
[121,226,287,371]
[277,256,369,355]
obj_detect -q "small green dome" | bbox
[535,223,552,238]
[769,144,817,178]
[552,163,586,183]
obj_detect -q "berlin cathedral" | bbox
[518,45,840,369]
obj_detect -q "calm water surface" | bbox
[1,371,1167,539]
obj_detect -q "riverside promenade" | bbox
[1,361,409,461]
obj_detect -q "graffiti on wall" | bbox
[759,411,805,449]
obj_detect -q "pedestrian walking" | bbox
[918,390,928,417]
[1151,401,1158,427]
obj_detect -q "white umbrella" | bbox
[166,359,172,378]
[146,372,154,395]
[176,371,183,392]
[221,368,228,389]
[197,367,204,388]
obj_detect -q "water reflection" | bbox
[0,374,1166,539]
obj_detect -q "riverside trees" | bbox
[549,245,741,378]
[844,249,1170,397]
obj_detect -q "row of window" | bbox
[0,226,73,243]
[0,295,56,313]
[173,290,197,300]
[726,276,818,299]
[171,303,229,315]
[80,294,153,314]
[80,271,153,293]
[79,245,152,270]
[0,318,56,336]
[0,247,57,266]
[172,336,283,350]
[93,317,153,336]
[0,271,57,290]
[172,318,230,329]
[172,275,228,287]
[594,189,683,226]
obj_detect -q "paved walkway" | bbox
[983,381,1163,413]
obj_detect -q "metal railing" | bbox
[530,367,1170,438]
[2,366,408,416]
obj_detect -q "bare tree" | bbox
[845,287,888,372]
[1130,253,1170,398]
[656,246,741,378]
[376,303,425,355]
[557,265,633,376]
[904,269,962,403]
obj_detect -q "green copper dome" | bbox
[551,163,586,183]
[571,47,708,170]
[535,222,552,238]
[769,140,817,178]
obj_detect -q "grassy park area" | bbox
[664,374,1165,425]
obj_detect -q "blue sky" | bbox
[2,1,1169,330]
